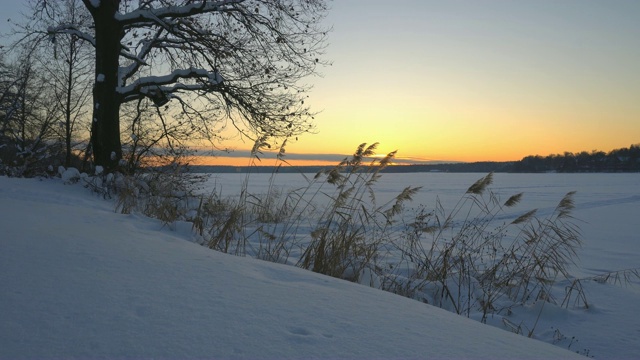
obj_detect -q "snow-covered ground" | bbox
[1,173,637,358]
[202,171,640,359]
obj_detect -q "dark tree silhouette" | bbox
[40,0,328,171]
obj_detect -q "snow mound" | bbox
[59,167,81,183]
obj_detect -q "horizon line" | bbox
[190,149,472,166]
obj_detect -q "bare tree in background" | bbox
[2,1,94,172]
[0,53,60,176]
[34,0,328,172]
[40,0,94,168]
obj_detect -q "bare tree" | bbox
[39,0,94,168]
[38,0,329,172]
[2,1,93,173]
[0,53,60,176]
[0,57,17,136]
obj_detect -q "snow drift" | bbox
[0,176,584,358]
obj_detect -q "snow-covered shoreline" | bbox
[0,175,590,359]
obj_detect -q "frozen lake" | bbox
[198,171,640,358]
[201,172,640,271]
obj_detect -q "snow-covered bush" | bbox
[107,163,206,231]
[60,167,81,183]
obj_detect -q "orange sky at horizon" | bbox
[189,140,639,167]
[190,155,338,167]
[199,1,640,166]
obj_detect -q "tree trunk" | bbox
[88,0,122,171]
[64,36,75,168]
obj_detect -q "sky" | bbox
[291,0,640,164]
[2,1,639,165]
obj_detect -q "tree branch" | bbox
[116,0,245,27]
[119,67,224,100]
[47,24,96,47]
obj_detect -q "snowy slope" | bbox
[0,176,585,359]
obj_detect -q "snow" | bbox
[60,167,80,183]
[202,172,640,359]
[0,175,588,359]
[115,1,242,23]
[118,68,224,96]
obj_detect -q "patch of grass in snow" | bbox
[388,174,583,325]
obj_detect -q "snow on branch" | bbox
[83,0,101,9]
[46,24,96,47]
[119,67,224,100]
[116,0,245,26]
[118,28,165,85]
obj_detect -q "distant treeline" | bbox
[510,144,640,173]
[190,144,640,174]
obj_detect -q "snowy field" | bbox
[203,172,640,277]
[203,172,640,273]
[1,172,638,359]
[202,171,640,359]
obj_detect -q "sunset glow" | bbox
[2,1,638,166]
[198,1,640,166]
[191,155,340,167]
